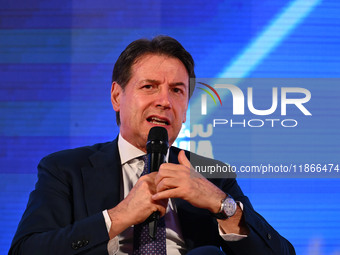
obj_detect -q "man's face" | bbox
[111,54,189,152]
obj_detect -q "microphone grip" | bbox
[148,211,160,239]
[147,152,166,239]
[148,152,165,173]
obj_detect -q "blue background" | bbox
[1,0,340,254]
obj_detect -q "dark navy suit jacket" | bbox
[9,139,295,254]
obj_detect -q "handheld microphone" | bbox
[146,126,169,239]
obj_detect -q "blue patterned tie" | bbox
[133,155,166,255]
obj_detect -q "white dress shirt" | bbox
[103,134,246,254]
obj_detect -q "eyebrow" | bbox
[140,79,160,85]
[141,79,187,87]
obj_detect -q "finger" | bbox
[178,150,191,168]
[139,172,157,187]
[158,163,181,172]
[150,198,168,217]
[152,188,179,200]
[138,172,157,182]
[156,178,177,193]
[155,198,168,210]
[154,166,179,186]
[155,204,167,217]
[146,172,158,179]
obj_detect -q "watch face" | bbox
[223,197,237,217]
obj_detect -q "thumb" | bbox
[178,150,191,168]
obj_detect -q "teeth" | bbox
[150,120,167,125]
[149,117,168,125]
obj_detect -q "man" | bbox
[9,36,295,254]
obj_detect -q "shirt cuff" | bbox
[218,202,248,242]
[103,210,119,255]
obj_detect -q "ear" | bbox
[183,112,187,123]
[111,82,123,111]
[182,103,188,123]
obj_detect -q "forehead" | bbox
[130,54,189,84]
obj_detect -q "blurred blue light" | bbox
[218,0,321,78]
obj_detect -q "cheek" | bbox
[179,104,188,121]
[173,109,187,128]
[120,102,137,124]
[124,99,148,121]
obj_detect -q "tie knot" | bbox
[142,154,148,163]
[140,155,148,177]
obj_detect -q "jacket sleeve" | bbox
[9,156,110,255]
[215,177,296,255]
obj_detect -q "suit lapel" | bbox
[81,139,122,216]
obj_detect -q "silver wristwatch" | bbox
[212,194,237,219]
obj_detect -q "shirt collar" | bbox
[118,133,145,165]
[118,133,170,165]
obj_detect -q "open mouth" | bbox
[147,116,170,126]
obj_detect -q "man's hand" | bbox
[152,150,225,213]
[152,150,249,236]
[107,172,167,239]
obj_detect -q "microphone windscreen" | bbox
[147,126,168,142]
[147,127,169,154]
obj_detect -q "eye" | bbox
[172,87,183,94]
[142,84,153,89]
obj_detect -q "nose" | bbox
[155,86,171,109]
